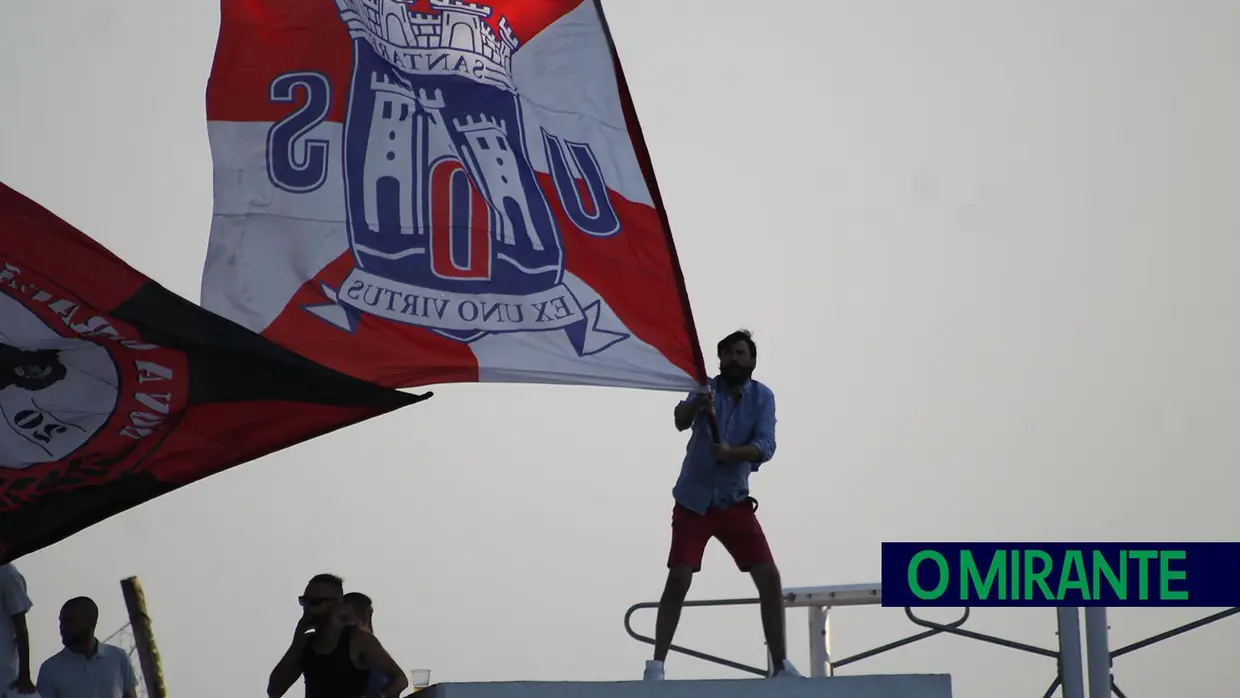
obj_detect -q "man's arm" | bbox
[12,612,32,689]
[0,565,33,689]
[721,389,776,464]
[674,391,709,431]
[120,650,140,698]
[267,633,310,698]
[353,632,409,698]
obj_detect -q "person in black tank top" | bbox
[266,574,409,698]
[301,625,371,698]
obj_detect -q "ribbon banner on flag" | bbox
[0,182,424,563]
[203,0,706,391]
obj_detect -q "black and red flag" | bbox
[0,182,428,563]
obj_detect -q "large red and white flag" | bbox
[203,0,707,391]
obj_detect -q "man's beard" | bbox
[720,364,753,385]
[61,631,89,646]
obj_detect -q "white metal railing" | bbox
[782,582,883,677]
[623,581,1239,695]
[622,581,891,678]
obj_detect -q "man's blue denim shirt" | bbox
[672,375,777,516]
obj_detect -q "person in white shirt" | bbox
[36,597,137,698]
[0,564,33,695]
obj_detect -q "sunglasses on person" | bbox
[299,595,335,607]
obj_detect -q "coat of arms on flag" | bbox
[204,0,707,391]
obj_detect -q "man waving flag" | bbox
[0,182,427,563]
[203,0,708,392]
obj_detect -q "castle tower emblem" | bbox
[304,0,624,355]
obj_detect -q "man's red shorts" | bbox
[667,498,774,572]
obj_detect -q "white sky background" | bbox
[2,1,1239,697]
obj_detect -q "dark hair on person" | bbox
[716,329,757,360]
[343,592,372,611]
[62,596,99,622]
[307,573,345,594]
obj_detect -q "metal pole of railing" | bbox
[823,608,833,676]
[808,606,830,677]
[1056,607,1086,698]
[1084,607,1112,698]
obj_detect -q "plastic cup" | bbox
[410,669,431,692]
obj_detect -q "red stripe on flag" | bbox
[208,0,353,123]
[591,0,708,384]
[142,401,397,484]
[258,253,481,388]
[539,174,702,381]
[208,0,588,124]
[0,186,148,311]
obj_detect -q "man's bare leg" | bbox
[749,561,792,673]
[652,565,694,662]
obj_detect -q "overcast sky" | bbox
[1,1,1238,697]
